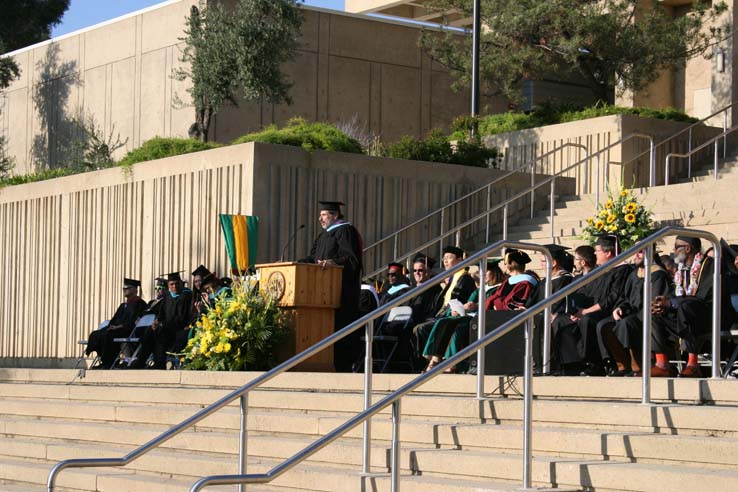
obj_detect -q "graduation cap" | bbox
[412,254,436,269]
[504,249,532,266]
[221,277,233,287]
[486,257,503,268]
[442,245,465,258]
[123,278,141,289]
[675,235,701,252]
[154,277,168,288]
[318,200,345,213]
[191,264,211,278]
[164,271,184,282]
[541,243,571,263]
[387,262,404,273]
[201,272,217,286]
[595,233,620,255]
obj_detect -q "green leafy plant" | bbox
[0,166,79,187]
[385,129,500,167]
[451,103,698,139]
[0,136,15,180]
[118,137,222,167]
[581,188,654,251]
[182,282,290,371]
[232,118,364,154]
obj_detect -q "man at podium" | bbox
[300,200,363,371]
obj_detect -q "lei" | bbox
[674,252,704,297]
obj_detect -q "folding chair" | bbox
[112,313,156,369]
[721,324,738,377]
[365,306,415,373]
[75,320,109,369]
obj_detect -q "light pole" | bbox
[471,0,481,137]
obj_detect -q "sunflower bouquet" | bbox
[581,188,654,251]
[182,281,290,371]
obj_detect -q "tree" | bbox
[0,0,70,90]
[419,0,730,104]
[175,0,303,142]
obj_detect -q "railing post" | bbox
[455,230,461,249]
[641,245,653,405]
[595,154,601,205]
[239,394,248,492]
[649,137,655,187]
[393,235,398,261]
[712,241,722,378]
[485,185,491,244]
[723,111,728,159]
[684,127,692,176]
[530,163,535,219]
[476,257,487,399]
[583,146,590,194]
[522,319,533,490]
[665,155,671,186]
[362,319,373,474]
[714,140,720,181]
[542,257,552,376]
[391,399,402,492]
[502,204,508,241]
[439,209,445,260]
[549,179,555,241]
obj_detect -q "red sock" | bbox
[687,353,699,366]
[655,353,668,368]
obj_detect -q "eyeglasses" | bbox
[413,269,426,273]
[388,272,400,276]
[574,257,584,262]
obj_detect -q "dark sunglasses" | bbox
[413,269,426,273]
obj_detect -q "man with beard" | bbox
[379,262,412,305]
[650,236,723,378]
[596,249,672,376]
[300,200,363,371]
[85,278,148,368]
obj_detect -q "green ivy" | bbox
[232,117,363,154]
[117,137,222,167]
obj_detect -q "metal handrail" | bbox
[664,122,738,185]
[620,102,736,182]
[187,226,722,492]
[47,240,555,492]
[366,132,655,281]
[361,142,589,271]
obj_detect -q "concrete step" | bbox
[408,447,738,492]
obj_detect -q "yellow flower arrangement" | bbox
[179,282,290,371]
[581,188,653,251]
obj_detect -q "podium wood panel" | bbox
[257,262,342,372]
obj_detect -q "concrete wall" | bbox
[0,1,482,175]
[483,114,722,194]
[0,143,551,364]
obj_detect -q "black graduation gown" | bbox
[86,297,148,366]
[301,221,363,371]
[132,290,193,369]
[379,284,412,306]
[527,272,574,370]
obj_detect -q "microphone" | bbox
[280,224,306,262]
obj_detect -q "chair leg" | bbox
[722,344,738,377]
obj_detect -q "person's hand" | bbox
[464,302,477,311]
[451,310,460,317]
[569,310,584,322]
[651,296,669,315]
[317,259,335,269]
[734,256,738,270]
[613,307,623,321]
[151,319,159,331]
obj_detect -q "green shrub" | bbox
[232,118,363,154]
[452,102,698,138]
[0,167,80,187]
[386,129,500,168]
[118,137,222,167]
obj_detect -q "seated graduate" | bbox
[567,234,632,375]
[595,249,671,376]
[85,278,148,369]
[130,271,193,369]
[525,244,575,372]
[412,245,476,364]
[191,264,212,318]
[650,236,735,378]
[379,262,412,305]
[422,258,507,373]
[485,249,537,311]
[406,254,443,325]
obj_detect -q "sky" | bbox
[51,0,346,38]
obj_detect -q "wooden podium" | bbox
[256,262,343,372]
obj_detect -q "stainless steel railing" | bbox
[365,132,655,284]
[186,226,723,492]
[361,142,589,277]
[664,123,738,185]
[47,240,554,492]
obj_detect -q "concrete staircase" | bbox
[2,369,738,491]
[505,159,738,250]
